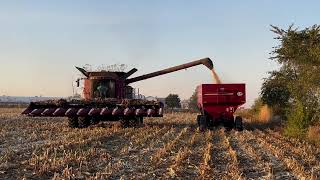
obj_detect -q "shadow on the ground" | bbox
[146,121,198,129]
[244,119,283,131]
[90,119,284,132]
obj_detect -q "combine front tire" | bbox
[68,117,79,128]
[120,117,129,128]
[234,116,243,131]
[129,117,143,128]
[120,117,144,128]
[78,117,90,128]
[90,117,100,125]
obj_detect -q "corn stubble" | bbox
[0,109,320,179]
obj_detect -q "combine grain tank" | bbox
[22,58,213,128]
[197,84,246,130]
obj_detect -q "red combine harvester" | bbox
[197,84,246,130]
[22,58,214,128]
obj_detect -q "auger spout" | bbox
[125,57,213,84]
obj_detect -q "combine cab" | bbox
[197,84,246,131]
[22,58,214,128]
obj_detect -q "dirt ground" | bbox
[0,108,319,179]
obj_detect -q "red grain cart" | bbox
[197,84,246,130]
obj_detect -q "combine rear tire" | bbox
[120,117,143,128]
[78,117,90,128]
[234,116,243,131]
[68,117,79,128]
[129,117,143,128]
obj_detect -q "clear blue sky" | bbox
[0,1,319,106]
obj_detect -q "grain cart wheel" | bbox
[224,118,234,131]
[199,115,207,131]
[68,117,79,128]
[78,117,90,128]
[197,115,202,127]
[234,116,243,131]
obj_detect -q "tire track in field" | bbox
[267,130,320,177]
[45,126,139,179]
[106,126,171,178]
[102,126,181,179]
[222,130,243,179]
[208,129,225,178]
[34,127,136,177]
[200,128,242,179]
[254,129,319,179]
[0,116,66,155]
[266,129,320,165]
[84,126,160,177]
[228,130,269,179]
[165,128,199,178]
[243,130,297,179]
[266,129,320,167]
[166,128,206,179]
[1,124,132,179]
[150,127,190,178]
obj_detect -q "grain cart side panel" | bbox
[196,84,246,129]
[201,84,245,105]
[197,85,204,111]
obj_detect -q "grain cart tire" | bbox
[199,115,207,131]
[234,116,243,131]
[78,117,90,128]
[197,115,201,127]
[68,117,79,128]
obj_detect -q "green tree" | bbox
[284,100,312,139]
[165,94,181,109]
[261,71,291,116]
[188,89,199,111]
[250,97,264,115]
[262,24,320,137]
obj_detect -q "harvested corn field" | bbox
[0,108,320,179]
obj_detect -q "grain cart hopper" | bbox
[197,84,246,131]
[22,58,213,128]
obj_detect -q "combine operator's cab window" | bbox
[93,80,116,98]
